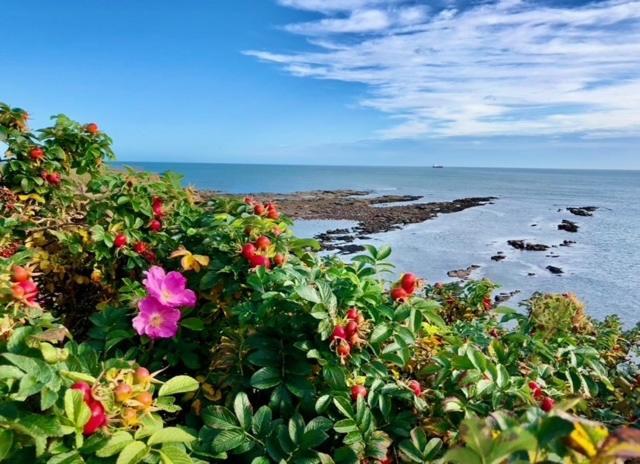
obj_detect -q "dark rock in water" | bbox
[558,219,579,233]
[568,206,598,217]
[336,244,366,255]
[508,240,549,251]
[326,228,351,235]
[559,240,576,247]
[491,254,506,262]
[368,195,423,205]
[546,265,564,275]
[495,290,520,304]
[447,265,480,280]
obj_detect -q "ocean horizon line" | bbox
[112,161,640,173]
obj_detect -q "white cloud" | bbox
[285,9,392,34]
[284,6,428,35]
[277,0,397,12]
[247,0,640,138]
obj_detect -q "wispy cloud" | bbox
[247,0,640,138]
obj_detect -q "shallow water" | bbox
[114,162,640,325]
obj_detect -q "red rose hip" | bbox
[408,380,422,396]
[149,219,162,232]
[114,234,128,249]
[390,287,409,302]
[400,273,417,294]
[242,243,257,259]
[29,147,44,161]
[351,385,367,401]
[540,396,555,412]
[83,400,106,435]
[255,236,271,250]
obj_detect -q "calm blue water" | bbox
[115,162,640,324]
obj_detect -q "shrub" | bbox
[1,102,640,463]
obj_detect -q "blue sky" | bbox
[2,0,639,169]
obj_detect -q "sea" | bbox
[114,162,640,326]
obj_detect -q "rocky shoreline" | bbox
[204,190,496,254]
[202,189,601,299]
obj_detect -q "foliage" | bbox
[1,102,640,463]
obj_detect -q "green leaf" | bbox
[202,406,239,430]
[444,448,482,464]
[288,413,305,444]
[96,431,134,457]
[158,444,193,464]
[315,395,332,414]
[250,367,281,389]
[233,393,253,431]
[64,390,91,430]
[46,450,83,464]
[370,324,393,345]
[158,375,199,397]
[250,458,271,464]
[296,285,322,304]
[252,406,272,437]
[0,366,24,379]
[0,429,14,460]
[147,427,196,446]
[180,317,205,331]
[116,441,148,464]
[211,429,246,454]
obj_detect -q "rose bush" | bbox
[1,102,640,463]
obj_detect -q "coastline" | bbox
[201,189,496,254]
[200,188,608,309]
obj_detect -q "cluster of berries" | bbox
[29,147,45,162]
[69,366,156,436]
[149,196,164,232]
[332,308,367,364]
[26,122,97,185]
[112,367,157,429]
[10,265,39,306]
[0,241,20,259]
[41,170,61,186]
[528,381,555,412]
[0,187,17,212]
[390,273,420,303]
[114,234,156,262]
[241,235,286,269]
[245,196,280,220]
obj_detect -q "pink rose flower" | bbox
[132,296,182,340]
[143,266,196,308]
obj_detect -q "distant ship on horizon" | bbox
[432,164,444,168]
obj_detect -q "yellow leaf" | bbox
[569,423,608,458]
[194,255,210,267]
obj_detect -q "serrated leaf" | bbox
[116,441,148,464]
[211,429,246,454]
[158,376,199,397]
[65,389,91,430]
[96,431,134,457]
[252,406,272,437]
[234,393,253,430]
[147,427,196,446]
[250,367,281,390]
[202,406,238,430]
